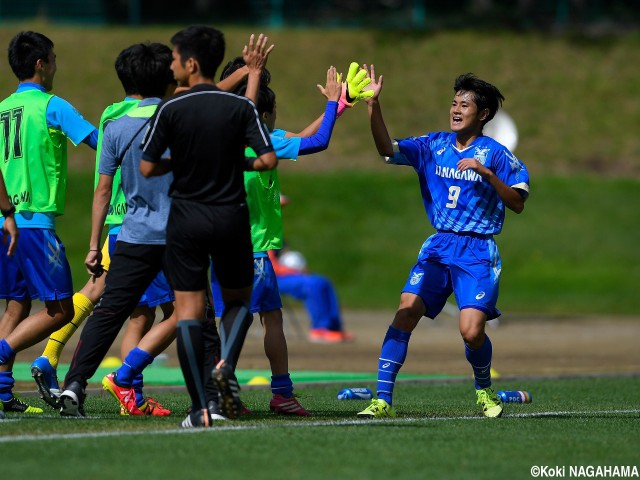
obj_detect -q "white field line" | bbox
[1,409,639,443]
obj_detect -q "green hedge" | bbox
[59,171,640,315]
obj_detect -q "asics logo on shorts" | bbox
[475,291,486,300]
[410,272,423,286]
[47,240,63,272]
[254,258,266,280]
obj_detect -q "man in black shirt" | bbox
[140,25,277,425]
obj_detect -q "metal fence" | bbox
[1,0,638,30]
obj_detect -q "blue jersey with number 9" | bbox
[388,132,529,235]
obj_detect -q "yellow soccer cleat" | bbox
[476,387,503,418]
[2,395,44,414]
[357,398,397,419]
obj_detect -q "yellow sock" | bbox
[42,293,95,369]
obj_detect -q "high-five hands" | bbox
[243,33,275,73]
[317,66,342,102]
[343,62,374,104]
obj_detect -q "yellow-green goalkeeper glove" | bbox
[337,62,374,117]
[344,62,374,103]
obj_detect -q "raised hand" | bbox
[344,62,373,103]
[362,64,383,103]
[243,33,275,74]
[317,66,342,102]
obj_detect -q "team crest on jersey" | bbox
[473,147,490,165]
[410,272,424,286]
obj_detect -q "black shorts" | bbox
[165,199,253,291]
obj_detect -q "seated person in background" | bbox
[268,245,352,343]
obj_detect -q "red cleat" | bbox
[270,394,310,416]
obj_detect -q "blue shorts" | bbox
[403,231,502,320]
[210,255,282,316]
[108,234,174,308]
[140,269,175,307]
[0,228,73,301]
[0,244,29,300]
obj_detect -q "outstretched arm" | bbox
[285,73,336,138]
[364,64,393,157]
[286,62,371,138]
[243,33,275,104]
[284,68,339,138]
[279,66,342,154]
[293,66,342,155]
[286,114,324,138]
[216,66,248,92]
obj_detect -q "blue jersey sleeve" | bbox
[490,147,530,199]
[84,129,99,149]
[270,129,302,161]
[47,96,98,147]
[392,135,433,170]
[298,100,338,155]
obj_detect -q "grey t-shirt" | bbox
[99,98,172,245]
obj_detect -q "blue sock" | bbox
[271,373,294,398]
[465,334,493,389]
[116,348,154,386]
[0,371,15,402]
[376,326,411,406]
[131,373,146,407]
[0,339,15,366]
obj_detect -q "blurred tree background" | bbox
[0,0,638,32]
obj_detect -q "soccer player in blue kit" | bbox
[357,68,530,419]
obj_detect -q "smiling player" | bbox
[357,69,530,419]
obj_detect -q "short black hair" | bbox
[126,43,174,98]
[114,44,138,95]
[454,73,505,125]
[8,31,54,80]
[219,55,271,87]
[259,86,276,116]
[232,84,275,116]
[171,25,225,80]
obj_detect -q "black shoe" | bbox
[212,361,242,420]
[1,396,44,414]
[207,400,228,421]
[59,381,86,417]
[180,408,211,428]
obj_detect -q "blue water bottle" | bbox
[337,388,373,400]
[497,390,532,403]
